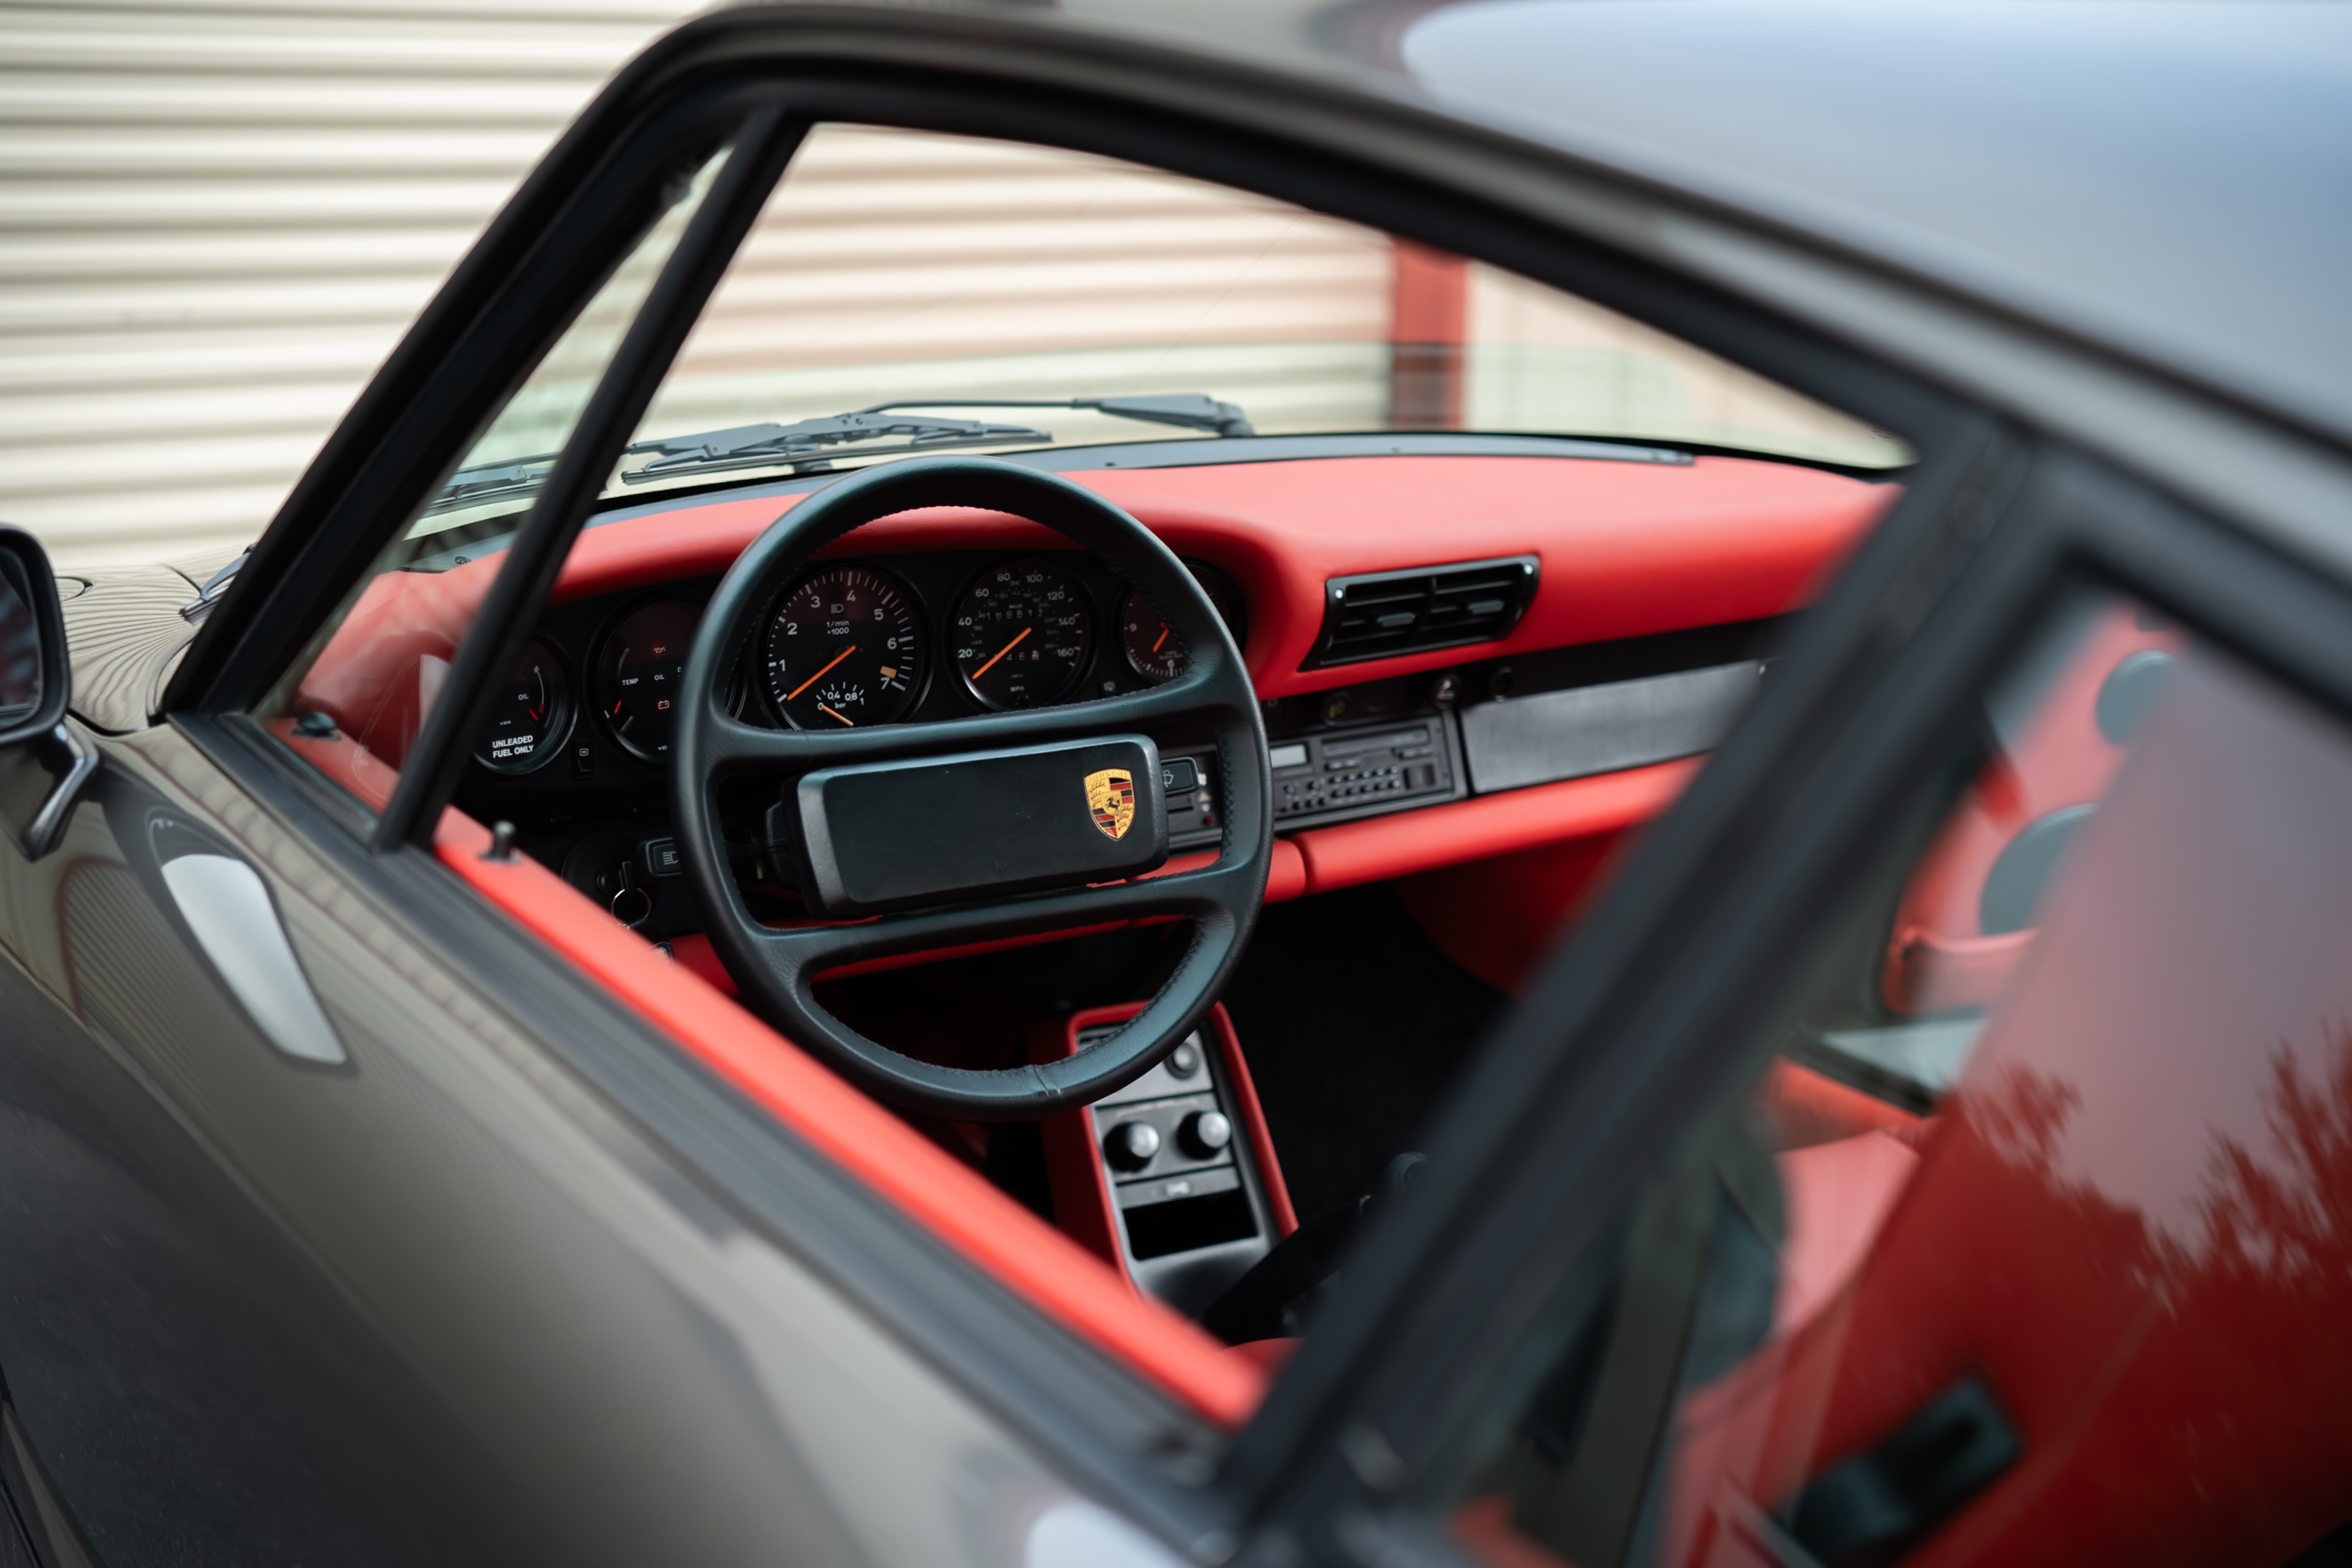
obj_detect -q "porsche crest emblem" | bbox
[1084,767,1137,841]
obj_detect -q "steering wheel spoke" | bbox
[671,456,1272,1119]
[750,860,1241,987]
[707,676,1233,780]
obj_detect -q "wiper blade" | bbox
[616,392,1254,486]
[858,393,1254,437]
[424,452,560,517]
[619,412,1053,485]
[434,391,1256,505]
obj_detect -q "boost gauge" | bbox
[1119,563,1247,684]
[763,564,926,728]
[952,557,1092,709]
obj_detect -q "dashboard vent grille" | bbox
[1306,556,1539,668]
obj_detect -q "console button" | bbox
[1105,1121,1161,1171]
[1167,1041,1201,1078]
[1181,1110,1233,1157]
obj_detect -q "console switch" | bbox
[1180,1110,1232,1157]
[1104,1120,1161,1171]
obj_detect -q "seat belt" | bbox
[1523,1117,1784,1567]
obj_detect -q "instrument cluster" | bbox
[469,551,1245,777]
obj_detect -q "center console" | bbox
[1040,1006,1291,1315]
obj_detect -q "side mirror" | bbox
[0,525,68,747]
[0,526,92,861]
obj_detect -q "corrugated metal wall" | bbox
[0,0,698,569]
[644,124,1396,454]
[0,3,1895,571]
[0,8,1405,571]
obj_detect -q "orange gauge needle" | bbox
[1151,623,1171,653]
[971,626,1031,680]
[818,703,855,726]
[785,644,857,701]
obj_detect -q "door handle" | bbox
[156,847,346,1067]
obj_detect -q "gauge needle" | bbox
[786,644,857,701]
[971,626,1031,679]
[1151,624,1170,653]
[818,703,855,726]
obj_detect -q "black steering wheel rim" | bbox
[670,455,1272,1120]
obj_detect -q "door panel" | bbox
[0,723,1124,1567]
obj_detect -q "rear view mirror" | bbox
[0,525,67,747]
[0,526,91,861]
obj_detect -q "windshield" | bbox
[410,123,1908,551]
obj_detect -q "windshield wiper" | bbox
[856,394,1254,438]
[427,391,1258,509]
[423,452,561,517]
[619,411,1054,486]
[616,392,1255,486]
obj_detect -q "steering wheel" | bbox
[671,455,1272,1120]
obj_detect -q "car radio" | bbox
[1268,712,1464,827]
[1158,696,1466,852]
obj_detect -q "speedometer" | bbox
[951,557,1092,709]
[762,564,926,728]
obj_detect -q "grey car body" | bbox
[1,4,2348,1567]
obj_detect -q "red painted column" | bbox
[1388,240,1468,429]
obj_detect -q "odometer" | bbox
[762,564,925,728]
[595,597,701,762]
[952,557,1092,710]
[473,637,572,774]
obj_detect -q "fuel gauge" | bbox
[474,637,573,774]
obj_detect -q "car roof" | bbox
[1028,1,2350,452]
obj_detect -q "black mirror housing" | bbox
[0,526,91,863]
[0,524,69,748]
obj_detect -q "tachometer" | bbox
[762,564,926,728]
[474,637,573,774]
[952,557,1093,710]
[595,597,701,762]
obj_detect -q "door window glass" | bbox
[1440,590,2352,1568]
[256,146,730,812]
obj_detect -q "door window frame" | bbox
[133,8,2103,1556]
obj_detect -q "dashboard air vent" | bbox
[1305,555,1539,668]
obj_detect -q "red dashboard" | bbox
[278,447,1895,1423]
[295,449,1892,987]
